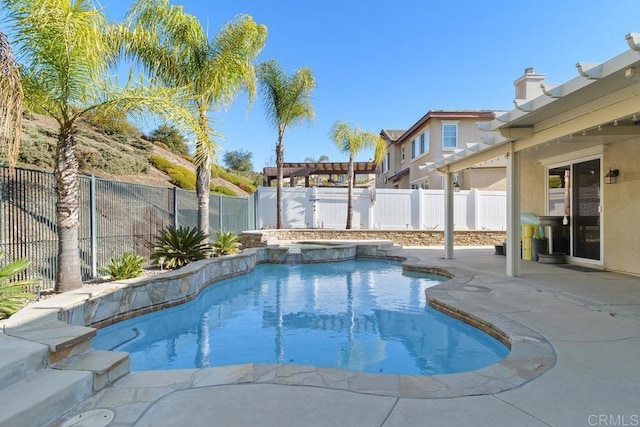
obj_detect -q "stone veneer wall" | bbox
[57,243,389,328]
[241,229,506,249]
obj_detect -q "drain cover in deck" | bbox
[61,409,114,427]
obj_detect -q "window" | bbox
[401,146,405,162]
[421,130,429,154]
[411,179,430,189]
[384,152,390,172]
[442,123,457,150]
[411,140,416,159]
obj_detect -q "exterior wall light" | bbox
[453,181,461,192]
[604,168,620,184]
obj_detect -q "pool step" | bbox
[5,319,97,364]
[1,319,128,425]
[52,350,130,391]
[0,332,49,390]
[0,368,93,427]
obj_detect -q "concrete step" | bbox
[52,350,130,391]
[0,368,93,427]
[0,332,49,389]
[4,319,97,364]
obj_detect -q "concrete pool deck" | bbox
[50,246,640,427]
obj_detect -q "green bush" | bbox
[0,252,37,319]
[149,226,210,269]
[211,230,241,257]
[149,154,174,171]
[212,185,237,196]
[150,155,238,195]
[212,164,257,193]
[99,252,145,280]
[168,169,196,190]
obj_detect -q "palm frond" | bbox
[123,1,266,168]
[258,60,315,133]
[329,120,384,162]
[5,0,118,117]
[206,15,267,108]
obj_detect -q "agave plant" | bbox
[99,252,145,280]
[149,226,210,269]
[211,230,241,257]
[0,251,37,319]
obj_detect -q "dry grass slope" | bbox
[3,112,249,196]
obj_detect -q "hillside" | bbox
[6,112,253,197]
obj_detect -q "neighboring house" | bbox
[377,111,506,190]
[425,33,640,277]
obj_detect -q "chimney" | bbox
[514,67,546,101]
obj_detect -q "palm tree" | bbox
[0,32,23,172]
[258,60,315,229]
[124,0,266,239]
[329,121,385,229]
[5,0,203,292]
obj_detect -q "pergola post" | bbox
[444,170,454,259]
[506,142,522,277]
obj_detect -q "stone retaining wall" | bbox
[241,229,506,248]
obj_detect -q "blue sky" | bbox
[104,1,637,170]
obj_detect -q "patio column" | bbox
[506,142,522,276]
[444,170,454,259]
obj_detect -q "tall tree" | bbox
[5,0,202,292]
[150,124,189,155]
[329,121,385,229]
[224,149,253,172]
[258,60,315,229]
[125,0,266,239]
[0,32,23,172]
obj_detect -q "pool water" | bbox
[94,259,509,375]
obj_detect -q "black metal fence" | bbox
[0,166,256,291]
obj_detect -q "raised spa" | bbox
[93,259,508,375]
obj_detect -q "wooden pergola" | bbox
[263,161,379,187]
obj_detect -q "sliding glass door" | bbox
[572,159,601,260]
[547,157,601,262]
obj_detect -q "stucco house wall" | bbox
[602,136,640,275]
[519,159,546,217]
[466,168,508,191]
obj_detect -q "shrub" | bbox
[150,155,238,195]
[149,124,190,155]
[99,252,145,280]
[212,185,237,196]
[212,164,257,193]
[84,109,141,139]
[211,231,241,257]
[149,226,210,269]
[168,169,196,190]
[0,252,37,319]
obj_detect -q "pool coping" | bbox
[2,241,556,399]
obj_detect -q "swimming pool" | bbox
[94,259,509,375]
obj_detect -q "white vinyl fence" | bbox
[257,187,506,230]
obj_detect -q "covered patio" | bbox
[422,33,640,277]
